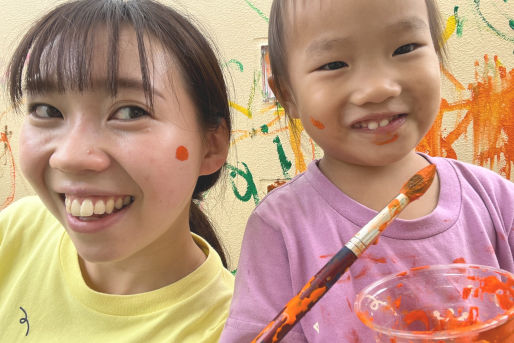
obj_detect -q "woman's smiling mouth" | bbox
[64,195,134,218]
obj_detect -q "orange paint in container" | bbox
[355,264,514,342]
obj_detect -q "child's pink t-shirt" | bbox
[220,154,514,343]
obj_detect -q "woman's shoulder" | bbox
[0,196,61,238]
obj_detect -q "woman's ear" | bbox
[199,120,230,176]
[268,76,299,118]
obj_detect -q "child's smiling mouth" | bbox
[64,195,134,218]
[351,113,407,131]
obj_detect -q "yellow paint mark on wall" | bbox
[230,101,252,119]
[443,16,457,42]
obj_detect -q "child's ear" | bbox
[268,76,299,118]
[199,120,230,176]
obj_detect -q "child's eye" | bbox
[28,104,62,119]
[393,43,420,56]
[111,106,150,120]
[320,61,348,71]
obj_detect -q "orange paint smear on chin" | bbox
[310,116,325,130]
[374,133,399,146]
[176,145,189,161]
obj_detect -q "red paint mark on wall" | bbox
[176,145,189,161]
[310,116,325,130]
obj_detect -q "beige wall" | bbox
[1,0,513,270]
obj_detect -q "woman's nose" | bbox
[49,124,110,173]
[349,68,402,106]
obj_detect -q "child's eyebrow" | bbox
[306,37,351,56]
[386,16,429,33]
[305,17,428,57]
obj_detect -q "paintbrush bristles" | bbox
[400,164,436,202]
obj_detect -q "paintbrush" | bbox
[251,164,437,343]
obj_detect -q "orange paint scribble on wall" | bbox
[1,128,16,209]
[418,56,514,179]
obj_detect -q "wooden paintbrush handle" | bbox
[252,246,357,343]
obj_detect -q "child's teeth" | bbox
[80,199,94,216]
[123,196,131,205]
[367,121,379,130]
[379,119,390,127]
[94,200,106,215]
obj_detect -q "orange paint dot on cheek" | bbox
[176,145,189,161]
[310,116,325,130]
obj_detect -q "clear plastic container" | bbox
[355,264,514,342]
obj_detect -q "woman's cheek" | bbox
[18,125,46,185]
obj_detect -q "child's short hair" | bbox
[268,0,448,104]
[7,0,231,266]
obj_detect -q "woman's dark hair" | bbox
[268,0,448,108]
[7,0,231,266]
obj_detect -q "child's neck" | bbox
[318,151,439,220]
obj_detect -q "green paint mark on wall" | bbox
[273,136,292,179]
[454,6,465,37]
[473,0,514,43]
[227,162,260,205]
[261,124,269,133]
[244,0,269,22]
[227,59,244,72]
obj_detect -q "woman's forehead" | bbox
[28,25,178,96]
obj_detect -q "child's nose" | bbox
[49,124,110,173]
[349,69,401,106]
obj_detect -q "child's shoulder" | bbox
[254,160,327,212]
[430,155,512,188]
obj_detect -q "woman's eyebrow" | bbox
[105,77,165,100]
[25,77,165,100]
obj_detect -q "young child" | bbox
[220,0,514,342]
[0,0,233,341]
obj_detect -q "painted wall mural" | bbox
[0,0,513,266]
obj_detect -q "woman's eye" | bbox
[29,104,62,118]
[320,61,348,71]
[112,106,150,120]
[393,43,420,56]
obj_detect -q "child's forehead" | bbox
[280,0,431,45]
[282,0,431,29]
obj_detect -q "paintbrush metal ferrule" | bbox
[345,193,409,256]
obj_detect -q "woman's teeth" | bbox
[65,196,132,217]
